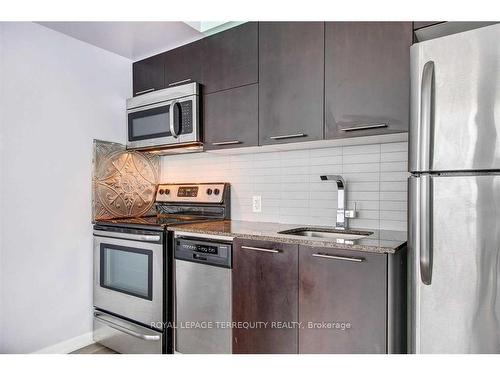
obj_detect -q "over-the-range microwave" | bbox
[126,82,201,152]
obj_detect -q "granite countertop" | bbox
[170,220,407,254]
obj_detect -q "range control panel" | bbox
[156,183,226,204]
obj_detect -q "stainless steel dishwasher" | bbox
[174,233,233,354]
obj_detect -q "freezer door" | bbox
[410,174,500,353]
[410,23,500,172]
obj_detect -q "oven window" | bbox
[128,105,171,141]
[100,244,153,300]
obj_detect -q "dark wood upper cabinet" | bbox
[202,22,258,94]
[164,39,204,87]
[299,246,387,354]
[232,239,298,354]
[203,84,258,150]
[258,22,325,145]
[325,22,412,139]
[132,53,165,96]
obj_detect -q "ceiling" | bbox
[37,21,207,61]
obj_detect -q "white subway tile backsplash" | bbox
[161,141,409,231]
[380,220,407,231]
[380,172,410,181]
[343,153,380,164]
[343,144,381,155]
[381,161,408,172]
[381,151,408,162]
[310,199,337,208]
[342,172,380,182]
[343,163,380,173]
[349,218,380,228]
[380,191,407,201]
[382,201,408,211]
[380,181,408,191]
[311,147,342,157]
[381,142,408,153]
[310,165,343,174]
[350,200,380,211]
[349,182,380,192]
[349,191,380,201]
[380,210,407,221]
[309,155,343,165]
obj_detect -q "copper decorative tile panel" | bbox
[92,140,160,220]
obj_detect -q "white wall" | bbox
[0,22,131,353]
[162,142,409,231]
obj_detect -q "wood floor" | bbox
[70,343,117,354]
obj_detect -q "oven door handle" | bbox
[94,312,161,341]
[93,230,161,242]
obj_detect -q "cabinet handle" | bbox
[135,88,155,95]
[212,140,241,146]
[340,123,388,132]
[241,245,280,254]
[168,78,192,87]
[312,253,364,262]
[269,133,306,140]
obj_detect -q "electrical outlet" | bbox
[252,195,262,213]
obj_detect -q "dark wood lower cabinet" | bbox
[298,246,387,354]
[232,240,407,353]
[232,239,298,354]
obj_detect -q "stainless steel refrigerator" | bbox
[409,23,500,353]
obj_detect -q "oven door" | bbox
[127,95,199,150]
[93,229,163,328]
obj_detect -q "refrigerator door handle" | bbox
[420,175,433,285]
[419,61,435,171]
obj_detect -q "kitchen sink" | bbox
[278,228,373,240]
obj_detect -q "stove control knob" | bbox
[159,189,165,195]
[165,189,170,195]
[206,188,213,195]
[214,188,220,195]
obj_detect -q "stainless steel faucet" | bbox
[320,175,355,229]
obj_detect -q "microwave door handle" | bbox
[169,99,179,138]
[420,61,434,171]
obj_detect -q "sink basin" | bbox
[278,228,372,240]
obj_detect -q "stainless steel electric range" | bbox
[92,183,230,354]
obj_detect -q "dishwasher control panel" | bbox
[174,237,232,268]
